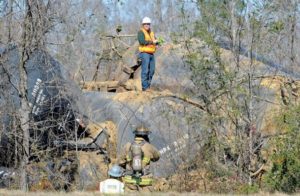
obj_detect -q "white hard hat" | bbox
[142,17,151,24]
[108,164,123,177]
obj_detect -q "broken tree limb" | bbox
[253,95,281,105]
[101,34,136,39]
[250,164,265,177]
[80,80,139,92]
[153,94,205,111]
[122,65,135,74]
[110,39,122,58]
[115,38,131,48]
[80,81,119,91]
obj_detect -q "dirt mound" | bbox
[111,89,173,103]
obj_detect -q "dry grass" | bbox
[0,190,100,196]
[0,189,294,196]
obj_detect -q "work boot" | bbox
[146,88,153,92]
[145,87,155,92]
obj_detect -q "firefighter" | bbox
[99,164,125,194]
[119,126,160,192]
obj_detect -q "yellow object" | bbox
[122,175,153,186]
[139,28,156,54]
[126,155,132,161]
[142,157,150,165]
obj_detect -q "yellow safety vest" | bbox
[122,175,153,186]
[139,28,156,54]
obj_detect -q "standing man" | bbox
[119,126,160,192]
[138,17,158,91]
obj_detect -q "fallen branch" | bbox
[250,164,265,177]
[253,95,281,105]
[100,34,136,40]
[104,34,136,38]
[153,94,205,111]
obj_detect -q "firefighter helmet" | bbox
[133,126,151,136]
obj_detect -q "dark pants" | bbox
[139,52,155,91]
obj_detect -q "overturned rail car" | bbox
[0,45,203,178]
[84,92,204,177]
[0,45,89,164]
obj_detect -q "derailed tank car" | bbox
[84,92,204,177]
[0,45,87,164]
[1,45,203,180]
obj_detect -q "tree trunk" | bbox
[246,2,255,185]
[155,0,163,32]
[19,41,30,192]
[167,0,174,31]
[289,4,297,67]
[7,0,14,43]
[19,0,31,191]
[230,0,240,70]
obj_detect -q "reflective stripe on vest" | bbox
[142,157,150,165]
[122,175,153,186]
[139,28,156,54]
[126,155,132,161]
